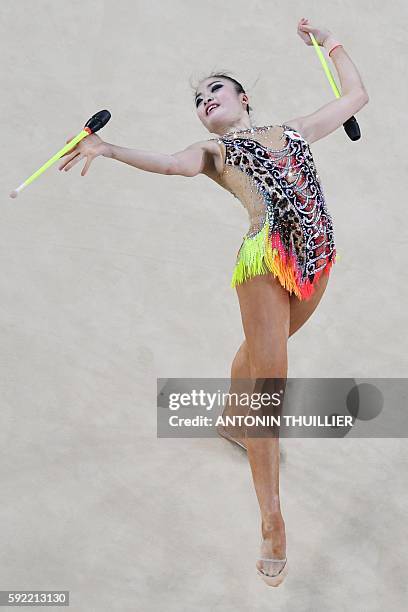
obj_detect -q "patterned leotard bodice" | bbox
[210,124,337,300]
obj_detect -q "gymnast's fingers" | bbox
[80,156,93,177]
[58,150,79,171]
[297,19,313,45]
[59,134,79,158]
[61,152,83,172]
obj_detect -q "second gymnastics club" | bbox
[10,110,111,198]
[308,33,361,141]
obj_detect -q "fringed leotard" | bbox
[210,124,337,301]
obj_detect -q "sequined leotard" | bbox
[210,124,337,301]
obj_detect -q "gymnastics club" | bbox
[9,110,111,198]
[308,32,361,141]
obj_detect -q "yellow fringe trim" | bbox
[231,220,303,300]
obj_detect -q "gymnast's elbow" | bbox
[356,86,369,106]
[345,87,369,116]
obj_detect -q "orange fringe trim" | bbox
[231,221,336,301]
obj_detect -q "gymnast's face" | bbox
[194,77,249,135]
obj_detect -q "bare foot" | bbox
[216,399,248,450]
[216,423,247,450]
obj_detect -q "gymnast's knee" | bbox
[231,341,250,378]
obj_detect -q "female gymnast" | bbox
[58,18,369,587]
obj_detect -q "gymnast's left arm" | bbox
[284,18,369,144]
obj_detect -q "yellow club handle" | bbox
[308,33,341,98]
[10,129,90,198]
[308,33,361,142]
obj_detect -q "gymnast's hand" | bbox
[297,17,332,46]
[58,133,108,176]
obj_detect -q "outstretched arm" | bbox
[59,134,221,178]
[106,140,221,176]
[284,19,369,144]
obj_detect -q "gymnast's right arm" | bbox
[58,134,222,178]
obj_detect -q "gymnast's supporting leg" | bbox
[247,375,287,580]
[235,273,290,581]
